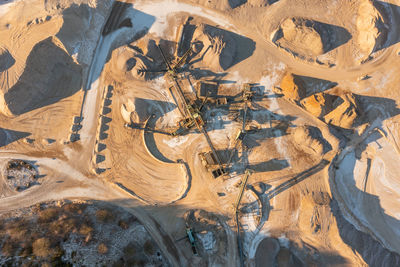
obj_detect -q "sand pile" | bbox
[110,44,161,82]
[356,0,387,60]
[301,92,359,129]
[276,73,306,101]
[192,24,237,72]
[291,125,331,156]
[1,37,82,116]
[272,18,326,57]
[300,93,338,117]
[112,48,149,81]
[272,17,351,63]
[120,99,139,124]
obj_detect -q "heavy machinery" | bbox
[226,84,254,168]
[175,223,199,256]
[234,169,252,213]
[141,43,226,177]
[157,45,227,177]
[234,169,252,267]
[171,104,205,136]
[139,44,192,78]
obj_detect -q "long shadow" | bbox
[249,104,297,125]
[137,98,177,163]
[55,3,93,58]
[244,127,290,149]
[0,128,30,147]
[354,94,400,128]
[254,236,349,267]
[248,158,289,173]
[174,160,192,202]
[331,198,400,266]
[0,48,15,72]
[330,154,400,266]
[62,2,155,125]
[229,0,247,8]
[200,24,256,70]
[374,1,400,51]
[4,37,82,115]
[266,159,329,199]
[190,69,228,83]
[177,18,196,57]
[295,75,337,98]
[134,98,177,121]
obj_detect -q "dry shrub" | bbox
[7,222,28,241]
[127,257,146,266]
[38,208,59,223]
[112,258,125,267]
[123,242,137,257]
[32,238,51,257]
[98,243,108,254]
[49,220,65,236]
[1,238,18,256]
[32,237,63,261]
[96,209,113,223]
[63,203,87,214]
[63,218,79,233]
[19,244,33,257]
[126,215,137,224]
[79,223,93,236]
[118,220,129,230]
[143,240,154,255]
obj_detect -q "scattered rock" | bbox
[4,159,39,192]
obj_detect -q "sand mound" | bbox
[300,93,339,117]
[276,73,306,101]
[120,99,138,124]
[301,92,359,129]
[110,46,155,81]
[193,24,237,72]
[324,93,358,129]
[356,0,387,59]
[292,125,331,156]
[272,17,351,62]
[1,36,82,116]
[273,18,326,57]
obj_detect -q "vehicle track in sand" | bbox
[0,151,182,267]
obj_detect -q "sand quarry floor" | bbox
[1,0,400,266]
